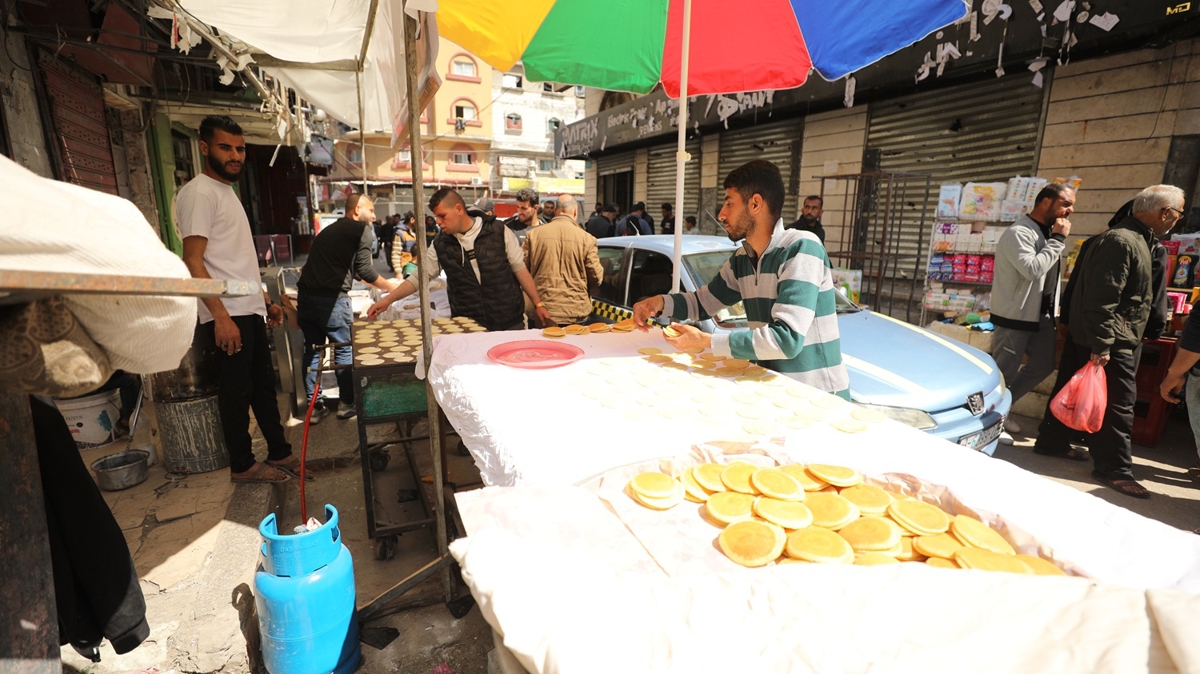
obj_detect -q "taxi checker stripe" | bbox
[871,312,994,375]
[592,300,632,322]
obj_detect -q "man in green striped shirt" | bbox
[632,160,850,399]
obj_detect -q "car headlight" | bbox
[855,403,938,431]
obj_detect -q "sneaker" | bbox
[1187,466,1200,483]
[308,406,329,425]
[1004,417,1021,434]
[998,431,1015,445]
[337,406,357,420]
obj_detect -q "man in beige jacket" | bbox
[523,194,604,326]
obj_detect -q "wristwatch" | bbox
[535,302,546,309]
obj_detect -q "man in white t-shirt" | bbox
[178,115,297,484]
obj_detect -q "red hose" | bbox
[299,379,320,524]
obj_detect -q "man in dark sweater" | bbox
[297,194,397,422]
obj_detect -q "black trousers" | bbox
[1034,335,1140,479]
[31,396,149,654]
[201,315,292,473]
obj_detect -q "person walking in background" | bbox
[177,115,294,484]
[523,195,604,326]
[296,193,397,424]
[586,202,619,239]
[786,195,827,244]
[1033,185,1185,499]
[505,188,548,244]
[618,202,651,236]
[990,184,1074,441]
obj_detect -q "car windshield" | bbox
[683,251,861,327]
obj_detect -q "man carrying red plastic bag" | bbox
[1033,185,1185,499]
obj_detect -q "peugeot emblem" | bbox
[967,392,985,416]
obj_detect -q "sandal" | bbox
[231,462,291,484]
[1187,466,1200,483]
[1092,472,1151,499]
[1032,446,1090,462]
[267,455,315,481]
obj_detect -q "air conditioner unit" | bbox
[470,177,484,186]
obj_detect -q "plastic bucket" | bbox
[54,390,121,450]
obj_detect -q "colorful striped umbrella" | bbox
[436,0,969,97]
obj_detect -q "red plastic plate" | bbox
[486,340,585,369]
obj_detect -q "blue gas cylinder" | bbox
[255,505,361,674]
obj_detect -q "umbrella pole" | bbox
[671,0,693,293]
[402,8,453,604]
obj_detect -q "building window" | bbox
[575,85,586,98]
[547,118,562,135]
[446,53,481,82]
[454,103,476,121]
[539,159,556,171]
[505,113,523,131]
[452,59,476,77]
[452,151,474,165]
[543,82,555,93]
[346,143,362,165]
[396,149,411,163]
[502,73,523,89]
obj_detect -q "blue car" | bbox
[590,235,1011,455]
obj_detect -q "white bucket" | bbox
[54,390,121,449]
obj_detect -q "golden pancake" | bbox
[950,515,1016,555]
[811,395,847,409]
[357,346,381,354]
[542,326,566,338]
[785,527,854,564]
[912,533,966,559]
[358,358,385,366]
[838,484,894,515]
[773,397,809,411]
[849,402,888,419]
[780,464,829,491]
[954,548,1032,574]
[831,419,869,434]
[750,469,805,501]
[731,390,761,404]
[855,552,900,566]
[887,499,951,536]
[704,491,756,525]
[805,464,862,488]
[718,520,786,567]
[564,324,589,335]
[742,420,783,437]
[925,557,959,569]
[779,417,815,430]
[661,325,680,338]
[712,367,743,377]
[691,360,717,370]
[776,556,809,565]
[637,347,662,355]
[681,467,716,502]
[720,462,759,494]
[682,347,705,355]
[627,481,685,510]
[753,497,814,529]
[804,492,860,530]
[895,536,928,562]
[1014,554,1066,576]
[646,354,673,364]
[785,384,816,398]
[614,318,635,329]
[724,358,751,370]
[735,405,770,420]
[629,471,680,500]
[588,323,612,333]
[611,325,635,333]
[693,464,728,492]
[699,353,726,362]
[837,516,902,552]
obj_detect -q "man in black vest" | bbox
[366,188,554,330]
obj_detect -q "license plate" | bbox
[958,419,1003,450]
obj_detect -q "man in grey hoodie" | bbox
[990,183,1074,435]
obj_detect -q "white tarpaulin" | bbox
[169,0,439,144]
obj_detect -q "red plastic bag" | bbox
[1049,362,1107,433]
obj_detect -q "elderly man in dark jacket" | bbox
[1033,184,1185,499]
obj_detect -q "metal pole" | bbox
[402,8,452,602]
[357,69,368,195]
[670,0,693,293]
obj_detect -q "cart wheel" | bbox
[454,439,470,457]
[368,449,390,472]
[375,535,398,561]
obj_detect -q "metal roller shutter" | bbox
[645,138,701,229]
[37,51,119,195]
[718,118,803,223]
[866,75,1046,272]
[596,151,634,176]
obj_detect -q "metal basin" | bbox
[90,450,150,491]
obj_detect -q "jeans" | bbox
[201,316,293,473]
[1035,335,1139,479]
[298,294,354,409]
[991,316,1057,405]
[1184,373,1200,467]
